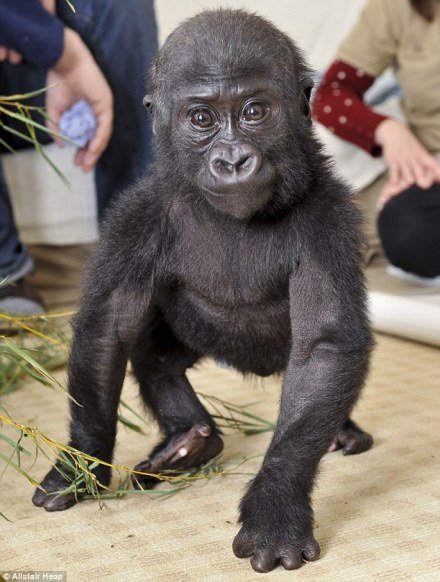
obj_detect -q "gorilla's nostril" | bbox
[217,155,253,174]
[213,158,234,174]
[238,155,251,170]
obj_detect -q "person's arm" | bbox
[46,28,113,171]
[314,0,440,206]
[374,119,440,207]
[313,0,398,155]
[0,0,113,171]
[314,60,440,206]
[313,59,388,157]
[0,0,64,68]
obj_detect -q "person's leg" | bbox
[352,172,388,264]
[0,159,32,281]
[0,61,46,282]
[28,243,96,310]
[0,158,44,314]
[57,0,158,220]
[0,59,49,315]
[378,183,440,278]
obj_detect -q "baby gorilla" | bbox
[32,10,374,573]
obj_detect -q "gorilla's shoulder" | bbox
[100,177,167,243]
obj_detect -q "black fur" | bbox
[32,10,374,573]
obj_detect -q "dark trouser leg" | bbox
[130,315,223,489]
[0,158,32,279]
[0,158,44,315]
[0,63,52,314]
[0,60,47,281]
[57,0,158,219]
[378,183,440,278]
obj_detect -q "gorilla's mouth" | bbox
[202,183,274,219]
[203,183,271,199]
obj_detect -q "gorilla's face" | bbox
[175,78,283,219]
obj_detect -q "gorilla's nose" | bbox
[208,143,261,183]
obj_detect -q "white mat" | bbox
[369,291,440,347]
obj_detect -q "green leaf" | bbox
[0,105,75,144]
[120,399,149,426]
[0,433,32,456]
[117,413,144,434]
[0,338,66,392]
[0,85,53,101]
[0,452,39,485]
[0,136,15,153]
[1,122,41,146]
[64,0,76,12]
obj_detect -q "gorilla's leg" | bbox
[32,303,131,512]
[328,418,373,455]
[130,316,223,489]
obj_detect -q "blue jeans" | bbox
[0,0,157,280]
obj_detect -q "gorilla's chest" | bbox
[162,218,293,373]
[172,213,293,307]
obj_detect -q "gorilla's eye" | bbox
[242,102,267,122]
[190,109,214,129]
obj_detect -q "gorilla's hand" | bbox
[233,470,320,573]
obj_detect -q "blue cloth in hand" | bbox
[59,100,97,148]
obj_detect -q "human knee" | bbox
[378,186,440,277]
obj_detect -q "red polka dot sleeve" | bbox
[312,59,389,157]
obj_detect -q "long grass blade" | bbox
[0,452,39,486]
[0,338,66,392]
[1,121,44,146]
[0,433,32,456]
[0,84,56,101]
[64,0,76,12]
[117,413,145,434]
[0,105,74,144]
[0,135,15,153]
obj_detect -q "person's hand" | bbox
[46,28,114,171]
[39,0,56,14]
[0,46,22,64]
[375,118,440,209]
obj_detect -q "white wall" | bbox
[155,0,367,70]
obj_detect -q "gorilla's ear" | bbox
[143,95,153,110]
[143,95,157,134]
[300,77,314,121]
[145,59,158,114]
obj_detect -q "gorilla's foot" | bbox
[32,460,111,511]
[328,418,373,455]
[132,423,224,489]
